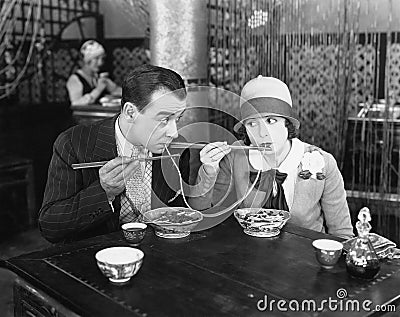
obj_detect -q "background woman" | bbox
[66,40,121,106]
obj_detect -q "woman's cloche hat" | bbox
[233,75,300,132]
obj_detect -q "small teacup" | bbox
[121,223,147,245]
[312,239,343,269]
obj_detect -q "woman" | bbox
[66,40,121,106]
[191,76,354,239]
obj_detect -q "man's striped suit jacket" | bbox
[39,115,190,243]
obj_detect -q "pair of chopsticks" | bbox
[170,142,271,151]
[71,154,179,170]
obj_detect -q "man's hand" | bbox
[99,157,140,201]
[200,142,231,176]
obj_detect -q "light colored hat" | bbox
[233,75,300,132]
[80,40,105,62]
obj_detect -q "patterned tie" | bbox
[119,145,152,224]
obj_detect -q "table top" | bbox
[3,216,400,317]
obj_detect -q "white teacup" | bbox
[312,239,343,269]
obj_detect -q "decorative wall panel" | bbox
[288,43,377,151]
[388,43,400,105]
[112,47,150,85]
[349,44,376,114]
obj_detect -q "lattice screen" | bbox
[349,44,376,114]
[112,46,150,85]
[288,44,339,151]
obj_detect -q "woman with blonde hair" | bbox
[66,40,121,106]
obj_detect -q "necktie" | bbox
[119,146,152,224]
[249,170,289,211]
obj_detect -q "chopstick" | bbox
[170,142,270,151]
[71,154,179,170]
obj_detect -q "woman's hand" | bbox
[89,78,108,103]
[200,141,231,176]
[96,77,108,92]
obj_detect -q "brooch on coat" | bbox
[298,148,326,180]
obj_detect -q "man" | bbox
[40,65,191,243]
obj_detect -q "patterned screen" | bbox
[388,43,400,105]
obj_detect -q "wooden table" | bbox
[2,217,400,316]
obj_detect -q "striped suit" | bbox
[39,115,190,243]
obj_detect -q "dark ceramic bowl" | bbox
[312,239,343,269]
[121,223,147,245]
[95,247,144,284]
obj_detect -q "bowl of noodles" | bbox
[140,207,203,238]
[234,208,291,238]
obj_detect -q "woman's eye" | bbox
[265,117,277,124]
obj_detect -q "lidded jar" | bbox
[345,207,380,279]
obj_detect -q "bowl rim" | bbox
[95,247,144,265]
[234,207,290,217]
[312,239,343,251]
[121,222,148,230]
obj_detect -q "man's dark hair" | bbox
[121,64,187,111]
[236,118,299,145]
